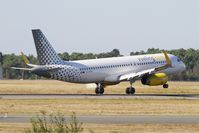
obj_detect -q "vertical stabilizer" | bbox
[32,29,62,65]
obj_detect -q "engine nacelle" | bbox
[141,73,168,86]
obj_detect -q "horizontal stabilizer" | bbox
[11,67,32,71]
[21,52,37,67]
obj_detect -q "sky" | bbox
[0,0,198,55]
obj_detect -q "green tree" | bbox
[146,48,161,54]
[96,49,121,58]
[70,53,84,60]
[0,52,3,64]
[2,54,23,79]
[109,49,120,57]
[59,52,70,61]
[130,50,145,55]
[184,48,198,72]
[82,53,96,60]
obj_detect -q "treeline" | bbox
[0,48,199,81]
[0,49,121,79]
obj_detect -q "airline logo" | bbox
[137,55,165,64]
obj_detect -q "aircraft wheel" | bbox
[163,84,169,88]
[100,87,104,94]
[126,87,130,94]
[126,87,135,95]
[95,86,104,95]
[95,87,100,94]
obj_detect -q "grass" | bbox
[0,98,199,116]
[0,80,199,94]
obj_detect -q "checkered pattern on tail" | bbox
[32,29,62,65]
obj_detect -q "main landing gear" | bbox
[126,87,135,95]
[95,83,104,95]
[95,82,137,95]
[126,80,136,95]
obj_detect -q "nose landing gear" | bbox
[163,83,169,88]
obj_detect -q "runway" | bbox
[0,115,199,124]
[0,94,199,99]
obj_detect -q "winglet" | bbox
[21,52,30,64]
[162,50,172,66]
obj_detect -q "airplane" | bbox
[12,29,186,95]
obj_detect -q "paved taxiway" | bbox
[0,115,199,124]
[0,94,199,99]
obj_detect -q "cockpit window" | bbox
[177,58,181,62]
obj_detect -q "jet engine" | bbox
[141,73,168,86]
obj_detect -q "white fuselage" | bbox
[46,53,185,84]
[29,29,186,86]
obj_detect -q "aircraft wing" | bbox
[119,50,172,82]
[119,68,155,81]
